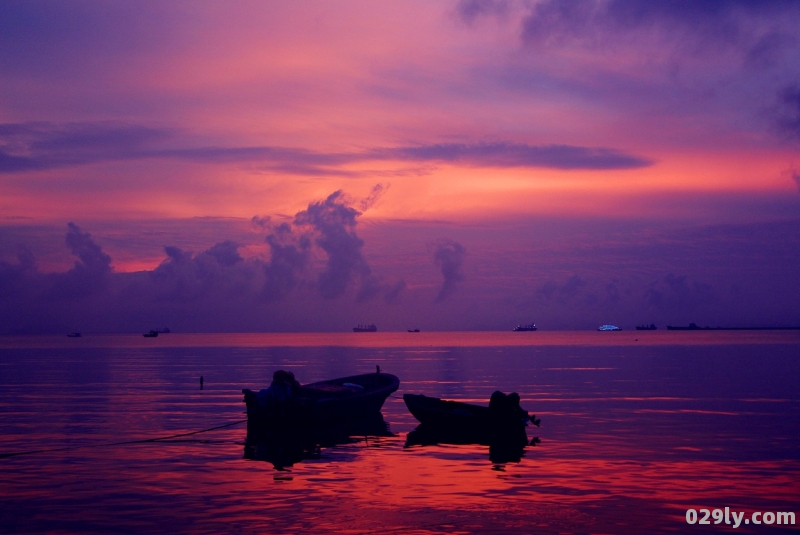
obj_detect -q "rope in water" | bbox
[0,418,247,459]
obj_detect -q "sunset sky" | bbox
[2,0,800,333]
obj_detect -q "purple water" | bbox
[1,331,798,533]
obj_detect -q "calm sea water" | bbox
[0,331,798,534]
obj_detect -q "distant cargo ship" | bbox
[667,323,800,331]
[353,324,377,332]
[513,323,537,331]
[636,324,657,330]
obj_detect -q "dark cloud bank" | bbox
[3,188,800,333]
[0,189,464,334]
[432,239,466,303]
[0,122,652,175]
[457,0,800,143]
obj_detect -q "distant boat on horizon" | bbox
[143,330,159,337]
[636,324,657,330]
[353,324,377,332]
[408,328,420,333]
[666,322,708,331]
[513,323,537,332]
[67,332,82,338]
[598,324,622,331]
[667,323,800,331]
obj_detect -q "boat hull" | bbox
[243,372,399,428]
[403,393,534,434]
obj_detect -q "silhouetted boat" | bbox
[353,324,377,332]
[403,392,539,432]
[142,330,158,337]
[597,324,622,331]
[403,392,540,464]
[243,371,399,427]
[513,323,537,331]
[66,332,82,338]
[666,323,800,331]
[407,328,420,332]
[636,324,657,330]
[666,322,703,330]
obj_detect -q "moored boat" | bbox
[403,392,539,433]
[243,370,399,427]
[513,323,537,331]
[666,323,706,330]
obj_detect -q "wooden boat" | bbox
[403,392,540,432]
[404,392,540,463]
[243,371,399,427]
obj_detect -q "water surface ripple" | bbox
[1,331,798,534]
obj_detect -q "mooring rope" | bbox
[0,418,247,459]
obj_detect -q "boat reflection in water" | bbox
[242,370,399,470]
[244,413,394,470]
[402,392,541,465]
[404,422,539,465]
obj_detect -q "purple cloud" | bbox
[643,273,716,317]
[455,0,509,25]
[536,275,587,303]
[777,85,800,139]
[521,0,800,52]
[0,122,171,172]
[0,122,653,174]
[377,142,651,170]
[258,189,404,303]
[294,191,372,299]
[1,212,800,333]
[433,239,466,302]
[262,223,311,302]
[44,223,113,301]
